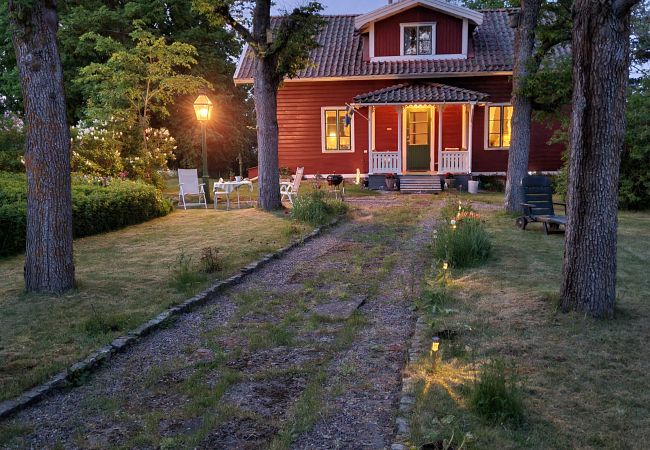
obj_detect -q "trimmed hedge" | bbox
[0,172,172,257]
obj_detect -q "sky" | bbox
[272,0,387,15]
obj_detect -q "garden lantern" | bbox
[430,336,441,355]
[194,94,213,202]
[442,261,448,271]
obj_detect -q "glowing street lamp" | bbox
[194,94,214,202]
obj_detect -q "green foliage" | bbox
[0,112,25,172]
[199,246,222,274]
[76,26,210,138]
[620,77,650,210]
[192,0,326,84]
[0,172,172,257]
[83,312,130,337]
[468,359,524,426]
[290,190,348,226]
[434,200,492,268]
[170,252,206,291]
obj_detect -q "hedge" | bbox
[0,172,172,257]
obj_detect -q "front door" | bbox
[406,108,431,171]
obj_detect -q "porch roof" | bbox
[353,82,489,105]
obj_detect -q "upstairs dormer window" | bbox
[401,23,436,56]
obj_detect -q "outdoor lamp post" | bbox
[194,94,213,203]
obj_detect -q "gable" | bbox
[354,0,483,30]
[374,6,464,57]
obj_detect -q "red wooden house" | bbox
[234,0,563,191]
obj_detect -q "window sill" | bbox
[322,149,355,154]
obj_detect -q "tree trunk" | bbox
[9,0,75,293]
[254,59,281,211]
[504,0,542,213]
[560,0,638,318]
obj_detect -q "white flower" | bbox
[450,219,456,225]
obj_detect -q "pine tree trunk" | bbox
[9,0,75,293]
[504,0,542,213]
[560,0,637,317]
[254,60,281,211]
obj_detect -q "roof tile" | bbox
[353,82,489,104]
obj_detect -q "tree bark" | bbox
[9,0,75,293]
[504,0,542,213]
[254,60,281,210]
[252,0,281,211]
[560,0,638,317]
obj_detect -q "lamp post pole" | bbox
[201,121,211,203]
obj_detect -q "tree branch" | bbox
[613,0,641,18]
[213,5,256,46]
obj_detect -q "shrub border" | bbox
[0,217,341,420]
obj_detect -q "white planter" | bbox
[468,180,479,194]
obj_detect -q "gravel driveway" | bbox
[2,194,439,450]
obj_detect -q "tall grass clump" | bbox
[290,190,348,226]
[433,199,491,268]
[468,359,524,426]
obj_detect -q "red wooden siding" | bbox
[374,106,399,151]
[441,105,463,150]
[275,76,564,174]
[374,6,463,57]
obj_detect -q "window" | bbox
[402,24,435,56]
[322,108,353,152]
[487,105,513,149]
[407,111,429,145]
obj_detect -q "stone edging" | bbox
[0,218,341,420]
[392,315,430,450]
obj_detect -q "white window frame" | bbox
[321,106,355,154]
[400,22,437,58]
[484,103,513,150]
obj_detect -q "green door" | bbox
[406,109,431,171]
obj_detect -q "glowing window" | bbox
[487,105,513,149]
[323,108,352,151]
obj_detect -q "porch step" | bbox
[398,175,442,193]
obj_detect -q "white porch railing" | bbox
[439,150,469,174]
[370,151,400,174]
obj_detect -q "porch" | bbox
[353,82,488,176]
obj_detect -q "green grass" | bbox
[0,208,311,402]
[408,193,650,449]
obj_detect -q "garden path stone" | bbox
[2,194,441,449]
[310,294,366,320]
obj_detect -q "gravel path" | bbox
[2,194,439,450]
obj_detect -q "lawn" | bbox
[408,193,650,449]
[0,207,312,403]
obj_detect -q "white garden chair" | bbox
[178,169,207,209]
[280,167,304,206]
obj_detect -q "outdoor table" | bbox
[213,180,254,210]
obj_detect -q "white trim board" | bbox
[320,106,356,154]
[233,71,514,85]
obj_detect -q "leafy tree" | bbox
[620,77,650,209]
[560,0,640,318]
[1,0,256,177]
[76,26,210,150]
[193,0,325,210]
[8,0,75,293]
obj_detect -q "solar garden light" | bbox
[194,93,213,203]
[431,336,440,354]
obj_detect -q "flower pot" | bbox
[444,178,455,189]
[385,178,396,190]
[468,180,479,194]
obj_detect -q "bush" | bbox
[468,359,524,425]
[434,201,492,268]
[290,190,348,226]
[0,172,172,257]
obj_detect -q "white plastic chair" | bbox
[214,182,230,210]
[178,169,207,209]
[280,167,304,206]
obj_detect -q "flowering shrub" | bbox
[71,120,175,187]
